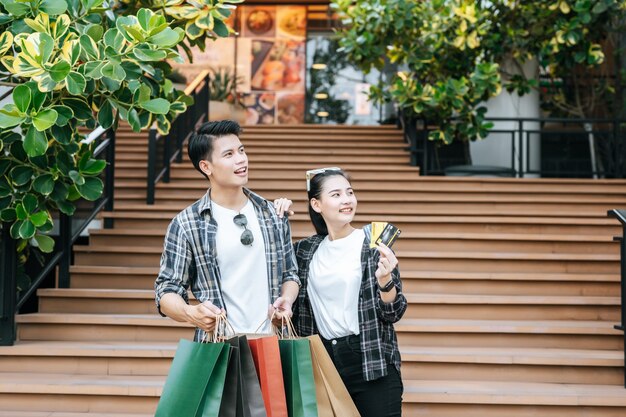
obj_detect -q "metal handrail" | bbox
[401,116,626,178]
[147,70,210,204]
[608,209,626,388]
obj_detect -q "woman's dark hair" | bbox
[307,169,351,235]
[188,120,242,178]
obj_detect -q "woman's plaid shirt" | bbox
[292,225,407,382]
[154,188,300,341]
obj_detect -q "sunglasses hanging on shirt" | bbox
[233,213,254,246]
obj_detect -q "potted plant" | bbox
[208,66,246,122]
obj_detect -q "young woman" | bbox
[291,167,407,417]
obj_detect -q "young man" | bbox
[155,120,299,339]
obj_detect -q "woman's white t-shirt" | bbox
[211,199,270,333]
[307,228,364,339]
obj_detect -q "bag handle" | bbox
[201,313,236,343]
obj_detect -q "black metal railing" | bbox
[402,116,626,178]
[608,209,626,388]
[147,70,210,204]
[0,128,115,346]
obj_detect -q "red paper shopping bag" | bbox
[248,335,289,417]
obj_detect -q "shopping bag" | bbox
[308,341,333,417]
[156,339,230,417]
[219,344,241,417]
[229,335,268,417]
[307,335,360,417]
[248,335,289,417]
[279,338,318,417]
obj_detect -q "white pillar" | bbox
[470,60,541,177]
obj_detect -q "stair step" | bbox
[402,380,626,416]
[0,372,160,413]
[35,288,620,320]
[396,319,623,350]
[87,228,620,254]
[0,413,153,417]
[16,314,623,350]
[72,244,619,272]
[69,266,157,290]
[100,212,622,235]
[401,346,623,384]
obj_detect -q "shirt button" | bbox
[331,340,337,345]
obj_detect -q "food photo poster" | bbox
[237,5,307,125]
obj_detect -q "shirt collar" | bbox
[198,187,267,216]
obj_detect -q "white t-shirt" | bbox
[211,199,270,333]
[307,228,364,339]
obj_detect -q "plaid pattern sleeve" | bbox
[292,229,407,382]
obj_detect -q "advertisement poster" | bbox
[238,5,307,125]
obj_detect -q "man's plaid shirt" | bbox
[155,188,300,341]
[292,224,407,382]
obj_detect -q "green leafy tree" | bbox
[332,0,626,144]
[0,0,239,290]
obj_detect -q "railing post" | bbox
[0,223,17,346]
[518,119,524,178]
[421,119,429,176]
[608,209,626,388]
[163,133,171,184]
[57,213,72,288]
[104,129,115,229]
[147,128,157,205]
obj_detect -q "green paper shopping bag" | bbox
[156,339,231,417]
[277,317,318,417]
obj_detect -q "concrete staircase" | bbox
[1,124,626,416]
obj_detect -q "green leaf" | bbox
[81,159,106,175]
[69,170,84,185]
[24,125,48,157]
[66,71,86,95]
[49,59,71,82]
[22,193,37,213]
[127,107,141,132]
[56,199,75,215]
[137,8,152,32]
[0,208,16,222]
[32,109,58,131]
[76,176,103,201]
[13,84,31,113]
[139,98,170,114]
[18,219,35,239]
[33,174,55,195]
[52,105,73,126]
[97,99,114,129]
[101,62,126,81]
[133,47,167,61]
[0,107,26,128]
[79,34,99,59]
[51,124,72,145]
[10,220,23,239]
[213,19,229,37]
[15,203,27,220]
[33,234,55,252]
[86,23,104,42]
[30,210,48,227]
[64,97,92,120]
[148,27,181,47]
[10,166,33,186]
[40,0,68,15]
[28,83,46,112]
[0,0,29,17]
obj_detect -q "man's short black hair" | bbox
[188,120,242,178]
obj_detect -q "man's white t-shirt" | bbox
[211,199,271,333]
[307,228,364,339]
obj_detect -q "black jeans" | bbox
[321,334,403,417]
